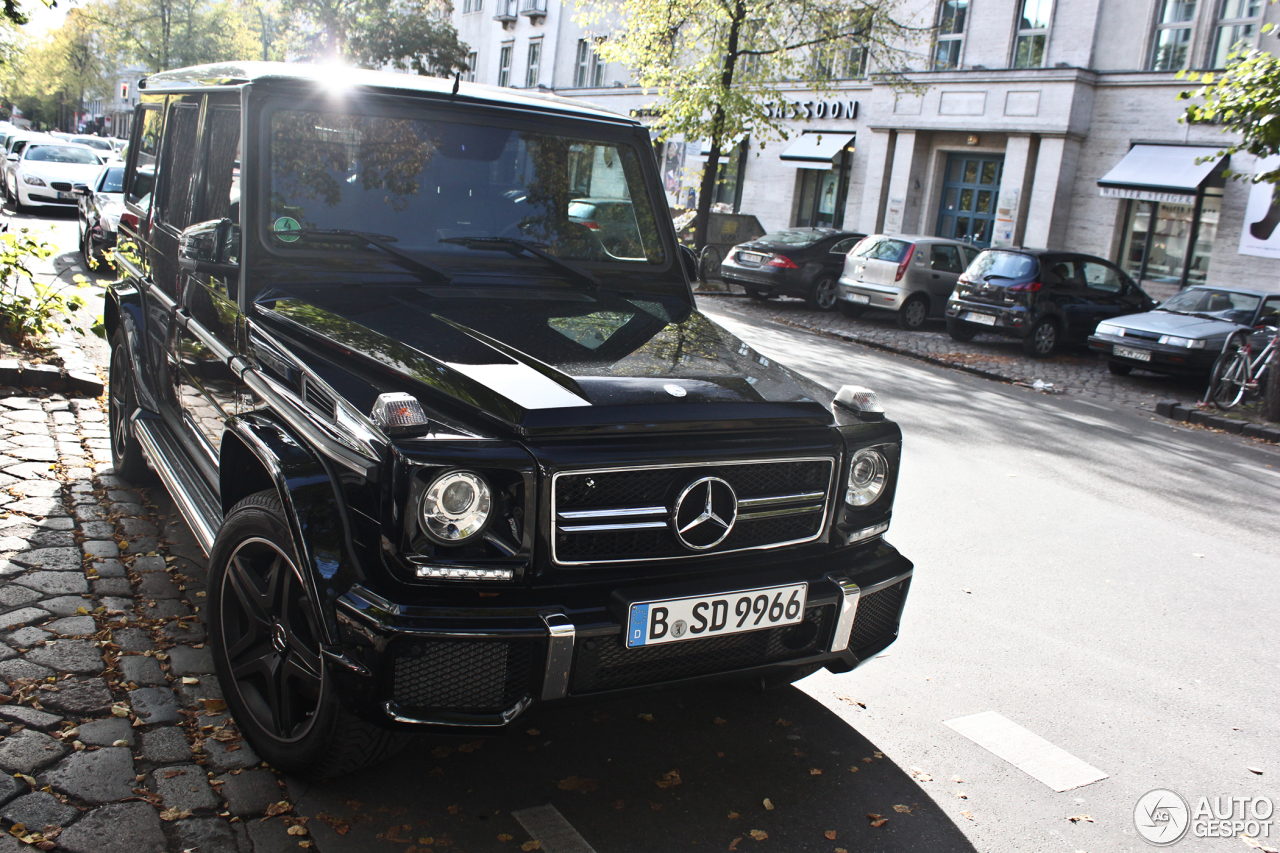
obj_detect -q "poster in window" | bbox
[1238,154,1280,260]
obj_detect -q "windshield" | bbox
[966,250,1037,280]
[850,236,911,262]
[25,145,99,165]
[266,107,665,268]
[99,167,124,193]
[73,137,113,151]
[759,230,829,247]
[1158,288,1259,322]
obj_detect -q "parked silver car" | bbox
[837,234,981,330]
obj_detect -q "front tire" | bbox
[807,276,839,311]
[1107,360,1133,376]
[897,294,929,330]
[1022,318,1059,358]
[108,330,152,483]
[1207,333,1248,409]
[209,491,411,779]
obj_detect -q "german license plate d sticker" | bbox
[625,583,808,648]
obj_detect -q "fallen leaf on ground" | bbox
[910,767,933,782]
[431,747,453,758]
[265,801,292,817]
[727,812,739,820]
[447,804,461,814]
[110,704,129,717]
[873,752,884,759]
[286,825,307,836]
[847,766,858,773]
[159,808,192,821]
[713,717,727,726]
[808,768,822,775]
[1247,767,1264,775]
[957,791,968,799]
[181,677,198,685]
[655,769,682,789]
[728,838,741,852]
[521,841,541,851]
[762,798,774,811]
[199,699,227,713]
[893,805,913,814]
[960,810,974,821]
[497,833,513,842]
[870,818,889,828]
[637,713,654,722]
[557,776,598,793]
[649,802,662,811]
[775,718,791,727]
[824,830,837,840]
[1068,815,1094,823]
[457,740,484,754]
[961,588,972,594]
[526,729,540,736]
[951,776,964,783]
[749,830,768,840]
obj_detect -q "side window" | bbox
[830,237,858,255]
[196,105,242,265]
[1082,260,1124,294]
[125,105,164,210]
[961,246,980,267]
[156,100,201,230]
[1259,296,1280,327]
[1041,257,1077,287]
[930,244,963,273]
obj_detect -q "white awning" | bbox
[1097,144,1227,202]
[779,132,856,164]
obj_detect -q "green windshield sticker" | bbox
[273,217,301,243]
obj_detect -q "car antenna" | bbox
[451,72,460,97]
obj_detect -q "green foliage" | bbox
[0,228,93,345]
[283,0,467,74]
[2,9,113,126]
[1180,46,1280,185]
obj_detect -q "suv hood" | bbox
[256,286,834,437]
[1110,310,1244,338]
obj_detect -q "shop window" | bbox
[795,170,839,228]
[525,41,541,88]
[1013,0,1052,68]
[1211,0,1261,68]
[934,1,967,70]
[1150,0,1197,71]
[498,44,512,87]
[1119,188,1222,288]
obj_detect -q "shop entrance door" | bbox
[936,153,1004,247]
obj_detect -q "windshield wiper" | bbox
[300,229,452,284]
[439,236,600,290]
[981,274,1013,282]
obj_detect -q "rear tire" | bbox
[806,276,839,311]
[1022,318,1059,358]
[897,294,929,330]
[945,317,976,342]
[209,491,412,779]
[108,330,153,483]
[1207,333,1248,410]
[1107,360,1132,376]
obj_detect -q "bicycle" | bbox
[1206,325,1277,410]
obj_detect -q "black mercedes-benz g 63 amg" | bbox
[105,62,912,778]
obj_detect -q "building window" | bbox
[1150,0,1197,71]
[1211,0,1261,68]
[934,0,968,70]
[1013,0,1051,68]
[1119,188,1223,288]
[525,41,541,88]
[498,44,512,87]
[812,43,868,79]
[464,52,477,82]
[462,0,482,11]
[575,39,604,87]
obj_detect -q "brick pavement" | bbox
[0,392,306,853]
[698,293,1208,410]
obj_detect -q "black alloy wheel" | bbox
[807,277,839,311]
[210,491,410,778]
[108,330,152,482]
[897,294,930,330]
[1106,360,1133,376]
[1023,318,1060,358]
[945,317,977,342]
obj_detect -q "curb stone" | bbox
[1156,399,1280,443]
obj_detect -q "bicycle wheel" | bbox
[1208,334,1248,410]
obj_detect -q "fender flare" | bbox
[220,413,366,645]
[104,282,165,414]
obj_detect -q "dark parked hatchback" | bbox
[946,248,1155,357]
[719,228,865,310]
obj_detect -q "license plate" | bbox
[1114,345,1151,362]
[738,252,765,264]
[57,191,75,200]
[625,582,808,648]
[845,292,870,304]
[965,311,997,326]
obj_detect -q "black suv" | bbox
[946,248,1155,357]
[105,63,912,779]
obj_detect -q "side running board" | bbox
[132,416,223,555]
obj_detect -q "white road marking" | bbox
[1073,400,1110,411]
[944,711,1109,792]
[512,804,598,853]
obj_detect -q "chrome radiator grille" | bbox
[551,458,834,565]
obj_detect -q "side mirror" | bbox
[179,218,239,276]
[5,154,17,162]
[73,184,89,196]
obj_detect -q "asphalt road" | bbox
[12,206,1278,852]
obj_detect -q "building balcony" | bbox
[492,0,516,22]
[519,0,546,19]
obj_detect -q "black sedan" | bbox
[946,248,1155,357]
[1088,286,1280,375]
[720,228,865,310]
[75,163,124,267]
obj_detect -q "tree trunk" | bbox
[692,0,745,250]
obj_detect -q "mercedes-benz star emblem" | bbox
[672,476,738,550]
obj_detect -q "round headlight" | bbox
[420,471,491,544]
[846,448,888,507]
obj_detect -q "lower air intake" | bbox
[848,580,907,652]
[393,640,533,712]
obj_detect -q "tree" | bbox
[2,9,112,129]
[284,0,468,75]
[575,0,923,249]
[80,0,259,72]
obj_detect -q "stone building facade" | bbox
[452,0,1280,295]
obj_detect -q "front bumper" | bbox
[1087,333,1216,374]
[838,277,907,311]
[327,546,913,733]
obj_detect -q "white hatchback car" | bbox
[837,234,981,330]
[10,143,106,212]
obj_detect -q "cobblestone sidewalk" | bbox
[698,293,1208,410]
[0,393,307,853]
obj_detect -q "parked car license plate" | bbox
[625,582,808,648]
[57,191,76,200]
[1114,345,1151,362]
[965,311,997,326]
[845,292,870,304]
[738,252,765,264]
